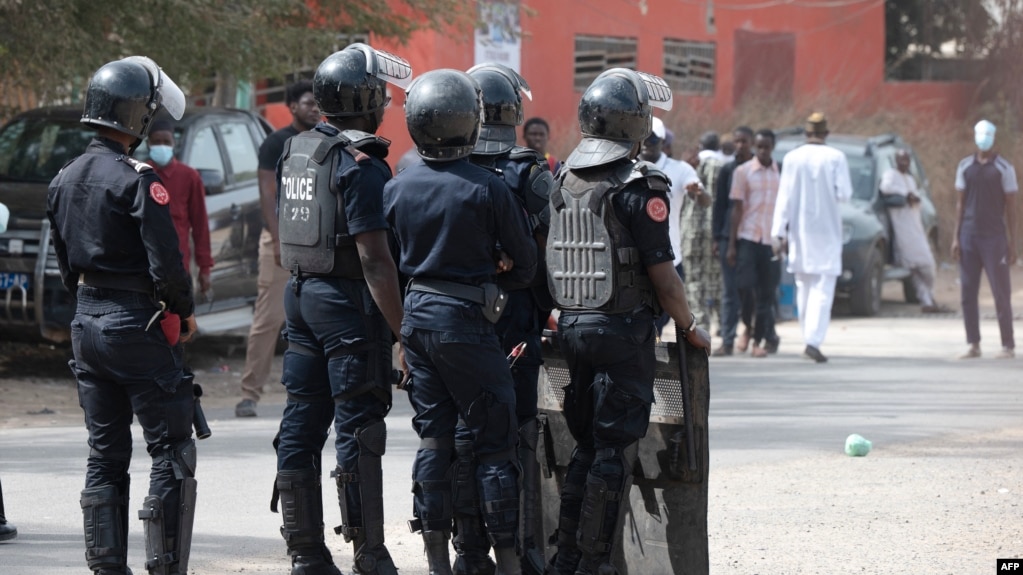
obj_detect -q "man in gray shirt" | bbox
[952,119,1017,359]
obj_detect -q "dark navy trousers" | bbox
[70,286,193,537]
[277,276,392,524]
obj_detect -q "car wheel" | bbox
[850,249,883,316]
[903,277,919,304]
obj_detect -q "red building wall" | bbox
[304,0,971,168]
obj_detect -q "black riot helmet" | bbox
[81,56,185,143]
[466,63,532,155]
[313,43,412,119]
[566,68,674,169]
[405,69,483,162]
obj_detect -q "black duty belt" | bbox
[406,278,485,305]
[78,272,154,295]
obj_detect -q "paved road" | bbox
[1,315,1019,573]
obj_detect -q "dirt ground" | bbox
[1,263,1020,430]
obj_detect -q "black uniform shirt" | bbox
[317,123,390,237]
[384,158,537,330]
[47,137,194,317]
[473,149,551,290]
[610,178,676,268]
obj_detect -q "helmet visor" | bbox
[352,44,413,90]
[637,71,672,111]
[122,56,186,120]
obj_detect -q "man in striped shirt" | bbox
[728,128,781,357]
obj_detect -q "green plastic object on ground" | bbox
[845,434,872,456]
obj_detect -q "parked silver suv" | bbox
[0,106,271,342]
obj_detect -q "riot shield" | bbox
[537,330,710,574]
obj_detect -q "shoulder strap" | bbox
[119,156,153,173]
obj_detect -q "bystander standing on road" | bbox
[0,477,14,541]
[880,149,943,314]
[523,117,561,174]
[728,129,781,357]
[236,81,320,418]
[712,126,755,356]
[642,118,704,338]
[771,113,852,363]
[147,119,213,297]
[952,119,1017,360]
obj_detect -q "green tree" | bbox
[0,0,465,111]
[885,0,994,78]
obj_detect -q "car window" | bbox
[0,116,94,182]
[184,125,225,181]
[218,121,258,184]
[847,155,875,201]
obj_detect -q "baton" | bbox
[192,384,212,440]
[676,335,697,472]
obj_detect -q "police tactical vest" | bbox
[278,129,387,278]
[547,160,668,313]
[505,146,554,234]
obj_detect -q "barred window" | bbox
[574,35,638,91]
[663,39,716,94]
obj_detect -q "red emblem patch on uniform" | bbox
[149,182,170,206]
[645,197,668,222]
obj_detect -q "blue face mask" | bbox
[149,145,174,166]
[975,132,995,152]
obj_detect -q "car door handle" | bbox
[230,204,241,219]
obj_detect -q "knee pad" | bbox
[452,431,480,516]
[576,444,638,559]
[477,459,519,548]
[154,439,196,481]
[332,420,387,542]
[451,426,490,563]
[409,437,455,534]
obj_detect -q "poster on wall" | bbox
[474,0,521,72]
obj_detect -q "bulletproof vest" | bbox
[547,160,667,314]
[502,146,554,234]
[278,129,387,278]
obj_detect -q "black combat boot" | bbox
[0,477,16,542]
[494,546,523,575]
[81,484,133,574]
[423,529,454,575]
[277,469,342,575]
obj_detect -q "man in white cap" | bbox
[771,113,853,363]
[952,119,1017,359]
[640,117,705,337]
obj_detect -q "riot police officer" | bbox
[544,69,712,575]
[383,69,537,575]
[453,62,554,575]
[272,44,411,575]
[47,56,198,575]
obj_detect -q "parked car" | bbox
[0,105,271,342]
[773,133,938,316]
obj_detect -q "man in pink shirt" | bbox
[147,119,213,295]
[728,129,781,357]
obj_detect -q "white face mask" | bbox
[974,120,996,152]
[149,145,174,166]
[975,132,995,152]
